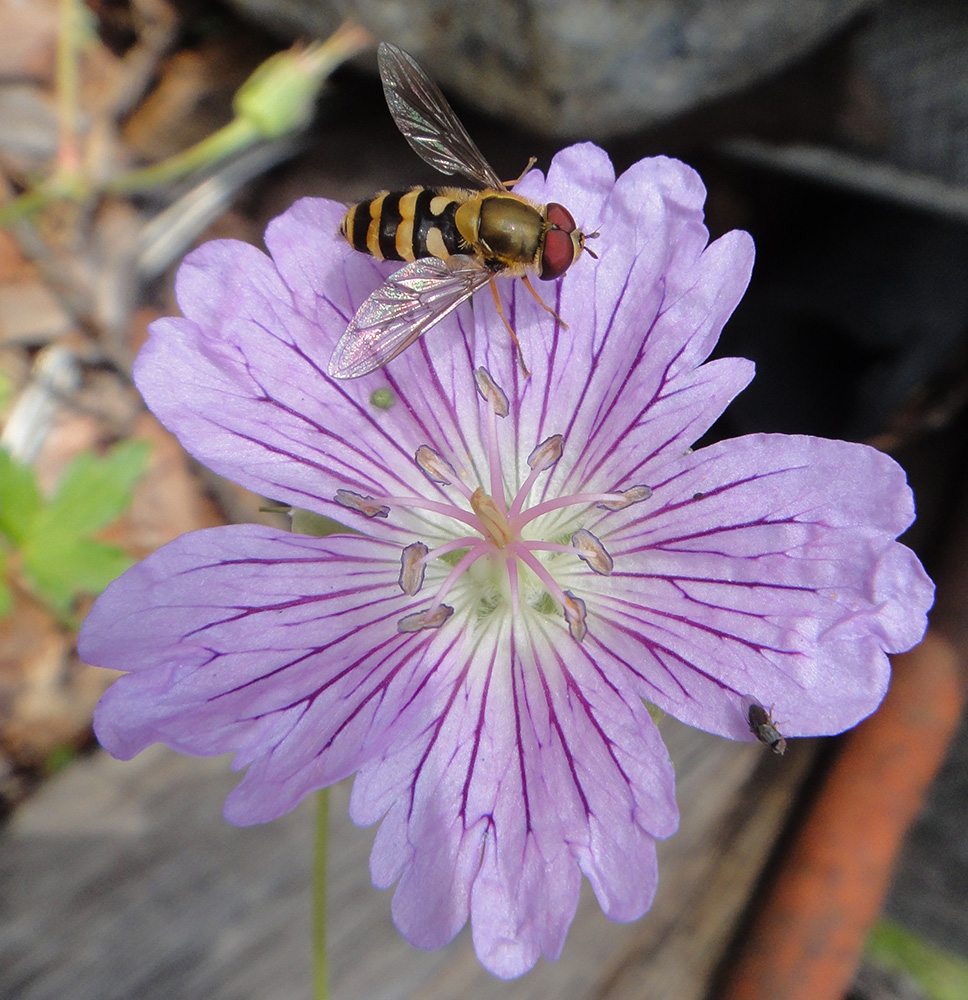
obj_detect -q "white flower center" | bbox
[335,368,652,641]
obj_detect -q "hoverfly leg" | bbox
[521,274,568,330]
[503,156,538,191]
[488,278,531,378]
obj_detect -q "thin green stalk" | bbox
[57,0,83,169]
[105,119,260,194]
[313,787,330,1000]
[1,21,374,227]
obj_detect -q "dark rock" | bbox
[225,0,880,137]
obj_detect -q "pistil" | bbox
[470,487,514,548]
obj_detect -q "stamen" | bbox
[424,541,490,617]
[527,435,563,472]
[597,485,652,511]
[398,604,454,633]
[476,365,508,503]
[474,367,509,417]
[415,445,457,485]
[334,489,390,519]
[510,434,564,517]
[422,535,481,562]
[572,528,613,575]
[376,496,480,529]
[398,542,429,595]
[513,490,645,529]
[512,545,577,622]
[523,541,574,555]
[470,487,513,548]
[563,590,587,642]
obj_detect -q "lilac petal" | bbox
[265,199,504,480]
[351,621,677,978]
[513,142,616,232]
[262,196,396,330]
[470,810,581,977]
[138,147,750,529]
[657,227,759,379]
[565,355,756,495]
[141,197,523,535]
[264,195,511,486]
[135,235,487,539]
[477,156,755,505]
[80,525,463,824]
[479,155,713,398]
[587,435,934,740]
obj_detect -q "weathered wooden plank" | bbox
[0,719,814,1000]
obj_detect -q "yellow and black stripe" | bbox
[340,188,466,264]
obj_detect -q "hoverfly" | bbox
[748,703,788,756]
[327,42,598,380]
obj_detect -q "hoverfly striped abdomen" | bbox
[340,188,466,265]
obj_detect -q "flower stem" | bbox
[57,0,83,170]
[313,787,330,1000]
[106,118,260,194]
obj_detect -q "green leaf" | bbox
[0,447,42,543]
[290,508,355,538]
[39,440,149,537]
[44,744,79,776]
[0,370,13,411]
[22,533,133,614]
[867,919,968,1000]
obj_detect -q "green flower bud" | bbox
[233,26,372,140]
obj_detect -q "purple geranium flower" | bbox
[79,144,933,978]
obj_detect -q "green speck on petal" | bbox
[370,387,395,410]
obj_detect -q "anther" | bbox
[474,367,509,417]
[598,485,652,511]
[398,604,454,633]
[572,528,613,575]
[334,489,390,518]
[470,487,513,548]
[527,434,564,472]
[563,591,587,642]
[398,542,429,595]
[415,445,456,485]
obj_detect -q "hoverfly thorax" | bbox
[328,43,600,380]
[471,195,544,268]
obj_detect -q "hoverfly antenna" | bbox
[583,231,601,260]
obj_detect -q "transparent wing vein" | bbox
[378,42,505,191]
[328,257,495,378]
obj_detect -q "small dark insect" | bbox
[328,42,599,379]
[748,703,787,755]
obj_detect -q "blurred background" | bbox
[1,1,967,998]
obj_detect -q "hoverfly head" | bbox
[540,204,599,279]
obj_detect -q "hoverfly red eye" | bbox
[540,228,577,280]
[545,203,576,233]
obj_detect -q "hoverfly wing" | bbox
[378,42,506,191]
[328,257,495,379]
